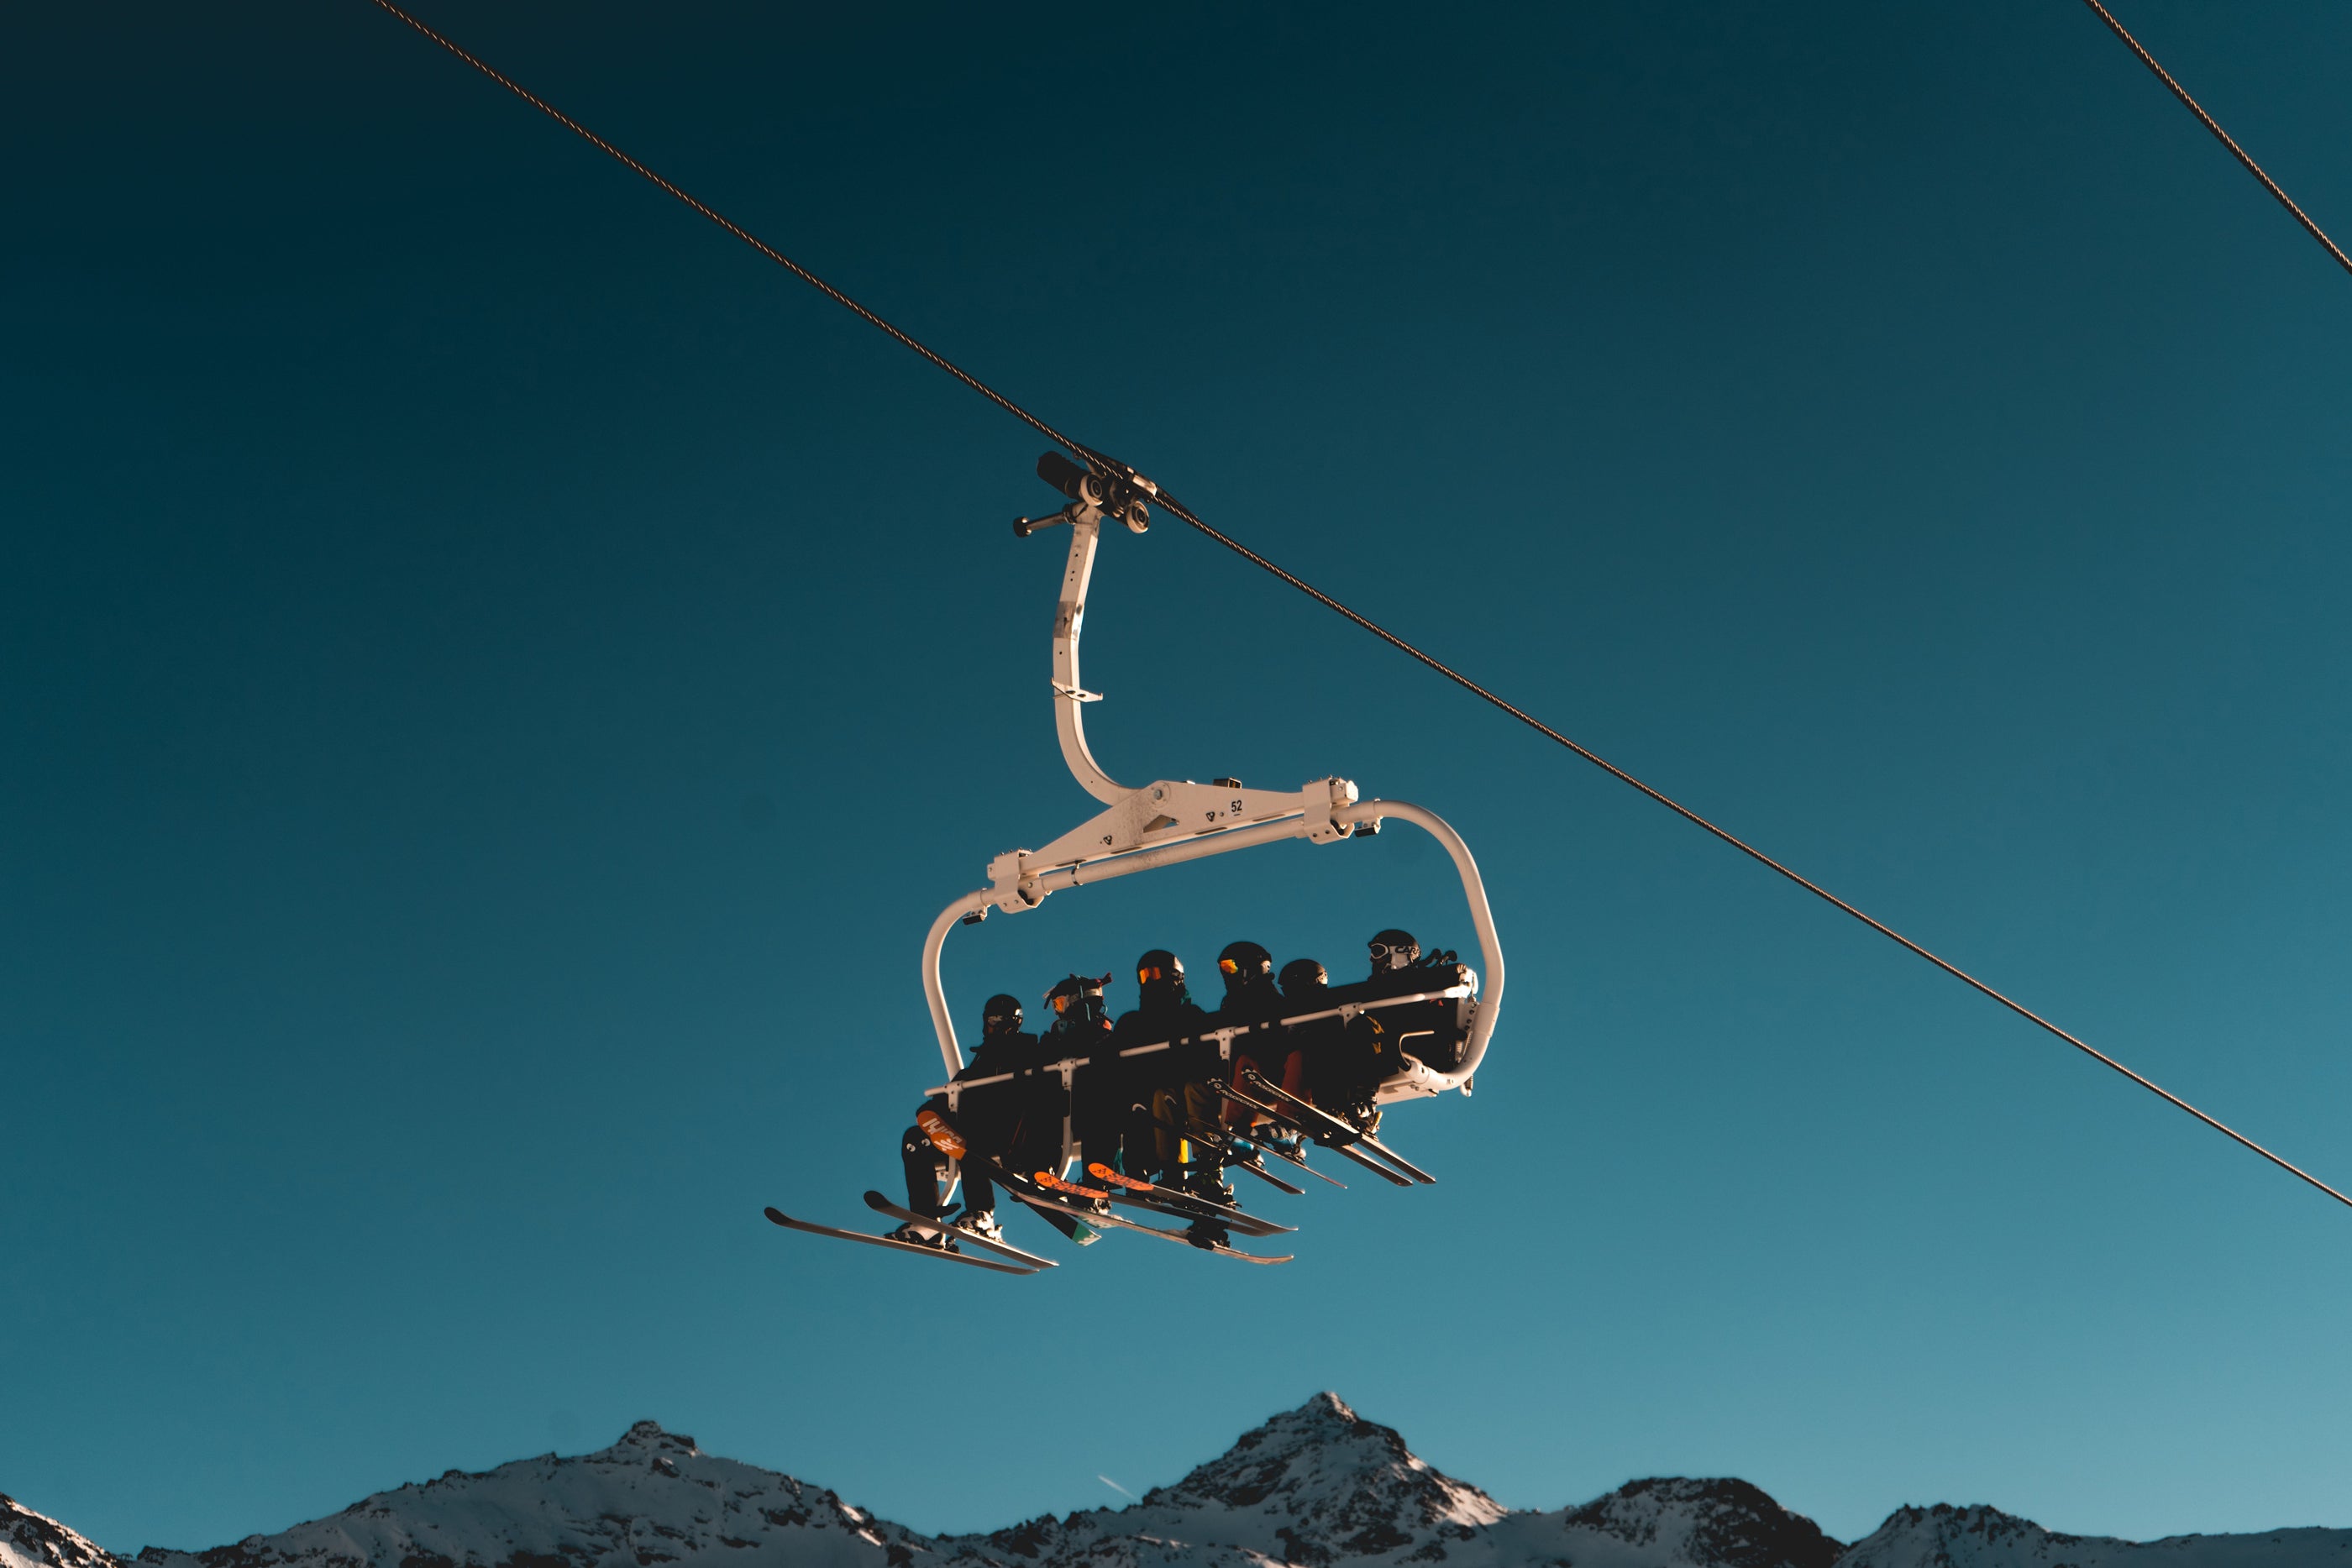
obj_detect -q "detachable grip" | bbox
[1036,449,1090,500]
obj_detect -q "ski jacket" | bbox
[923,1029,1047,1152]
[1110,999,1211,1088]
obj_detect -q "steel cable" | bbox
[2079,0,2352,281]
[365,0,2352,1214]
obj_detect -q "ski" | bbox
[1238,1067,1436,1183]
[1011,1187,1294,1263]
[1084,1162,1299,1235]
[859,1193,1063,1267]
[1232,1155,1310,1195]
[1033,1168,1110,1199]
[1214,1082,1415,1188]
[763,1205,1037,1275]
[1137,1103,1312,1197]
[1246,1135,1345,1189]
[971,1159,1293,1264]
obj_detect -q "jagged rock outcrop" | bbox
[1837,1502,2352,1568]
[4,1497,123,1568]
[1546,1477,1840,1568]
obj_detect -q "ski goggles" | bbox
[1137,963,1177,984]
[1368,939,1416,968]
[1048,971,1111,1007]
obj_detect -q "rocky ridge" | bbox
[130,1422,926,1568]
[1835,1503,2352,1568]
[4,1497,123,1568]
[23,1395,2352,1568]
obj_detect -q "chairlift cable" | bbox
[359,0,1114,472]
[364,0,2352,1215]
[2078,0,2352,281]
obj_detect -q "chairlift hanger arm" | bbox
[1017,451,1152,806]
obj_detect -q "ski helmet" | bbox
[1368,929,1420,973]
[1046,972,1111,1015]
[1216,940,1274,989]
[981,993,1024,1035]
[1136,949,1184,987]
[1278,958,1328,998]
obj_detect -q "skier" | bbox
[1048,970,1147,1180]
[1214,939,1306,1141]
[1046,971,1115,1038]
[1364,927,1423,990]
[1357,926,1471,1074]
[1215,939,1283,1020]
[892,993,1043,1247]
[1289,954,1394,1135]
[1278,956,1331,999]
[1111,948,1213,1192]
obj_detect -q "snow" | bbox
[1839,1503,2352,1568]
[130,1421,926,1568]
[3,1497,121,1568]
[17,1397,2350,1568]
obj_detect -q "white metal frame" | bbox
[921,480,1504,1102]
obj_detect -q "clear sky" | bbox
[7,0,2351,1555]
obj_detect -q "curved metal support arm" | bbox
[922,890,993,1078]
[1336,798,1506,1088]
[1053,517,1127,805]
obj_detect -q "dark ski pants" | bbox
[1150,1082,1229,1184]
[901,1124,997,1219]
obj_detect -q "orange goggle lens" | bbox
[1218,957,1240,973]
[1138,965,1165,983]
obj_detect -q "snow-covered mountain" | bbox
[1837,1503,2352,1568]
[130,1422,927,1568]
[4,1496,123,1568]
[19,1395,2350,1568]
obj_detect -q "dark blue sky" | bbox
[7,0,2351,1554]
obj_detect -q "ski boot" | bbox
[1184,1215,1231,1251]
[1186,1166,1237,1209]
[885,1220,951,1249]
[953,1209,1005,1244]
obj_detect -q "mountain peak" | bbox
[1838,1502,2086,1568]
[3,1495,120,1568]
[1561,1476,1842,1568]
[964,1392,1504,1568]
[607,1419,701,1458]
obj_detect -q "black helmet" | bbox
[1045,972,1111,1016]
[1368,929,1420,973]
[1278,958,1328,998]
[1136,949,1184,987]
[981,994,1024,1035]
[1217,941,1273,989]
[1136,948,1189,1008]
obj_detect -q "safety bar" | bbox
[922,983,1477,1096]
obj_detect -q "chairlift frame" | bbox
[918,462,1506,1112]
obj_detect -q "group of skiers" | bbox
[894,927,1462,1248]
